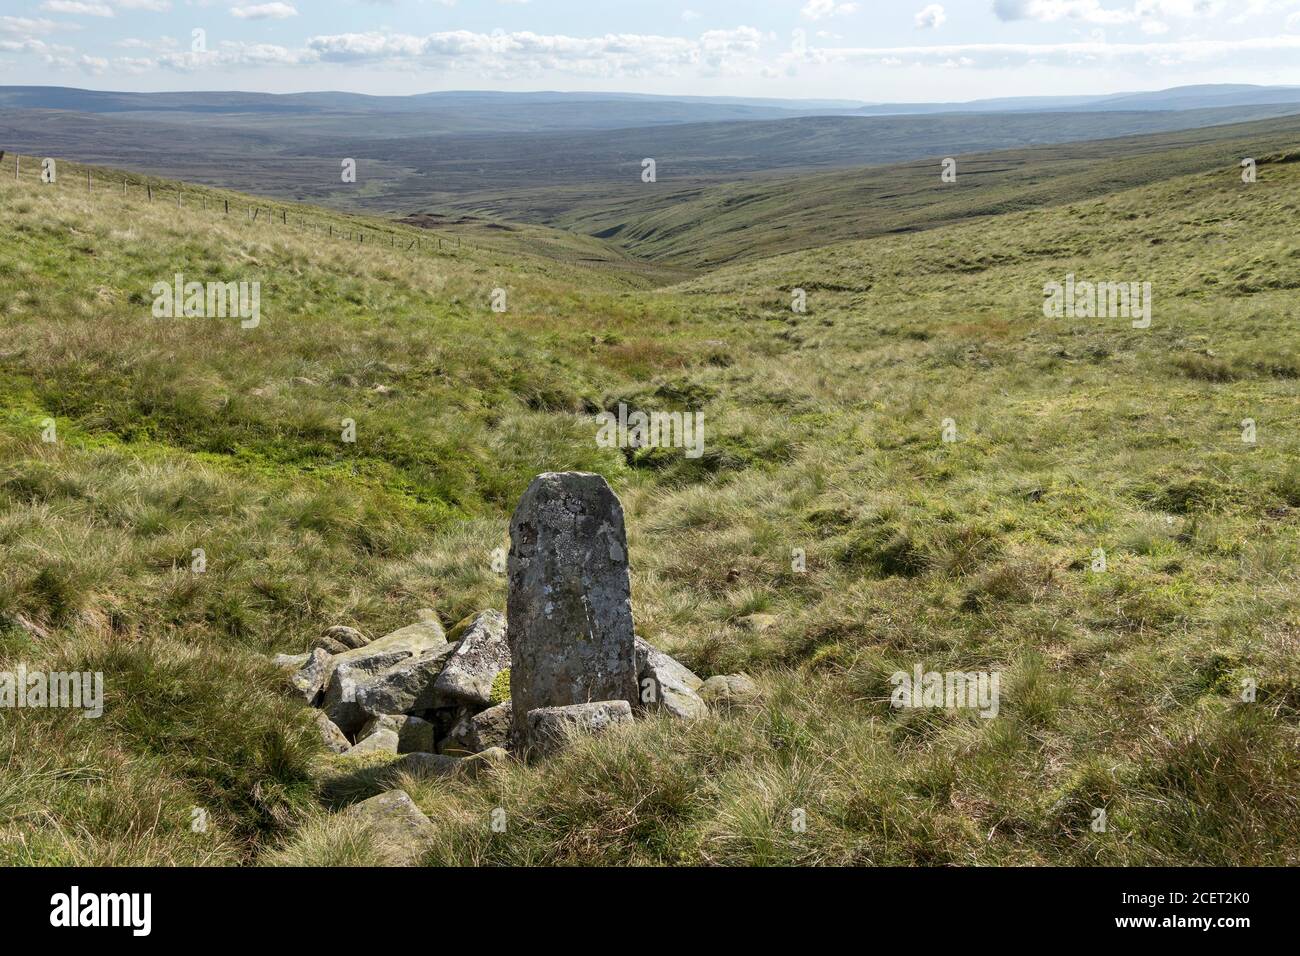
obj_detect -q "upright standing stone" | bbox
[507,472,638,737]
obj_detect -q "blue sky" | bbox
[3,1,1300,101]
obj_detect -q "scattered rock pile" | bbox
[271,472,758,841]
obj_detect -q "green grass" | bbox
[1,137,1298,865]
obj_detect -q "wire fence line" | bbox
[2,151,465,259]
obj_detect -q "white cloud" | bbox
[915,3,947,27]
[40,1,114,16]
[230,3,298,19]
[37,0,171,17]
[0,17,65,34]
[304,27,765,77]
[800,32,1300,68]
[993,0,1228,24]
[801,0,859,20]
[153,40,310,70]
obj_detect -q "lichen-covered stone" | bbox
[635,637,706,719]
[311,635,351,655]
[433,609,510,708]
[490,669,511,705]
[699,673,760,710]
[343,727,399,757]
[289,648,336,706]
[358,714,437,754]
[440,700,513,756]
[321,620,452,735]
[507,472,638,737]
[343,789,435,866]
[524,700,633,758]
[312,710,351,754]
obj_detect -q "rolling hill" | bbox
[438,113,1300,269]
[5,84,1300,218]
[1,132,1297,865]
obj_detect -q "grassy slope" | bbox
[1,147,1298,865]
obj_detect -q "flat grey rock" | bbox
[525,700,633,758]
[343,727,399,757]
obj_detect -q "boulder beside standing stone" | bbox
[440,700,513,756]
[343,789,436,867]
[432,609,510,708]
[507,472,639,739]
[635,637,706,720]
[524,700,633,758]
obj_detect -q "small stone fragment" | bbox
[312,711,351,754]
[358,714,437,754]
[699,674,761,710]
[440,700,513,756]
[343,789,435,866]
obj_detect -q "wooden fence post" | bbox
[147,184,153,202]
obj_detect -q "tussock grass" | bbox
[1,150,1298,864]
